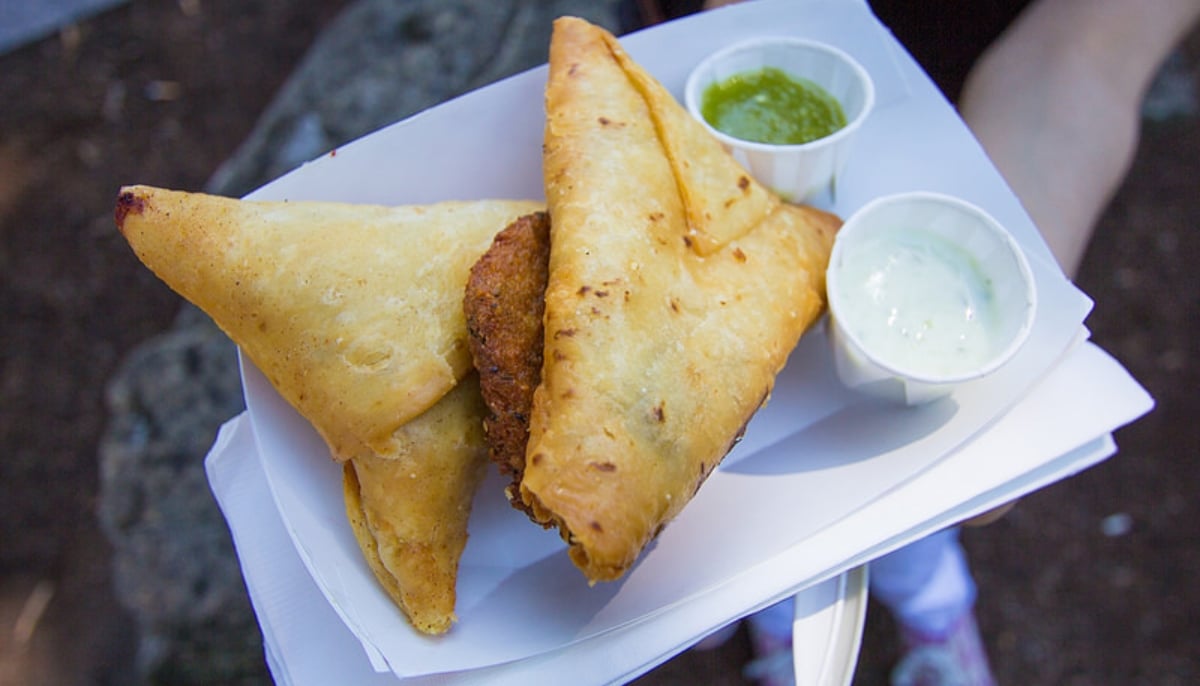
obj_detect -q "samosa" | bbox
[519,17,841,582]
[342,376,488,634]
[115,185,540,633]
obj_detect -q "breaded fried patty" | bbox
[463,211,550,515]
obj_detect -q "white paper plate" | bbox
[210,341,1151,685]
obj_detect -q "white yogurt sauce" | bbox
[833,228,999,378]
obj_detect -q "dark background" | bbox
[1,1,1196,684]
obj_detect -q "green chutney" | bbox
[700,67,847,145]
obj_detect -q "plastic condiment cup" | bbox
[684,37,875,204]
[825,192,1038,405]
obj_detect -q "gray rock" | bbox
[208,0,621,197]
[99,0,621,683]
[97,312,257,684]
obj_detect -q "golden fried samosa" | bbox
[115,185,540,463]
[343,376,488,635]
[115,184,540,634]
[521,17,840,582]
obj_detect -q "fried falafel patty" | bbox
[463,211,550,516]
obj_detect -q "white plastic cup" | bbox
[825,192,1038,405]
[685,37,875,203]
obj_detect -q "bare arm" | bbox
[958,0,1200,277]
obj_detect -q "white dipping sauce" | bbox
[833,227,999,378]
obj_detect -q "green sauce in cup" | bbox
[700,67,847,145]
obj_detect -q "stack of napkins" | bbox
[204,1,1154,683]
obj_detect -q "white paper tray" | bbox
[208,0,1154,682]
[209,342,1148,685]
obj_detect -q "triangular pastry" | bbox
[116,185,540,463]
[521,18,840,582]
[343,375,488,635]
[115,184,541,633]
